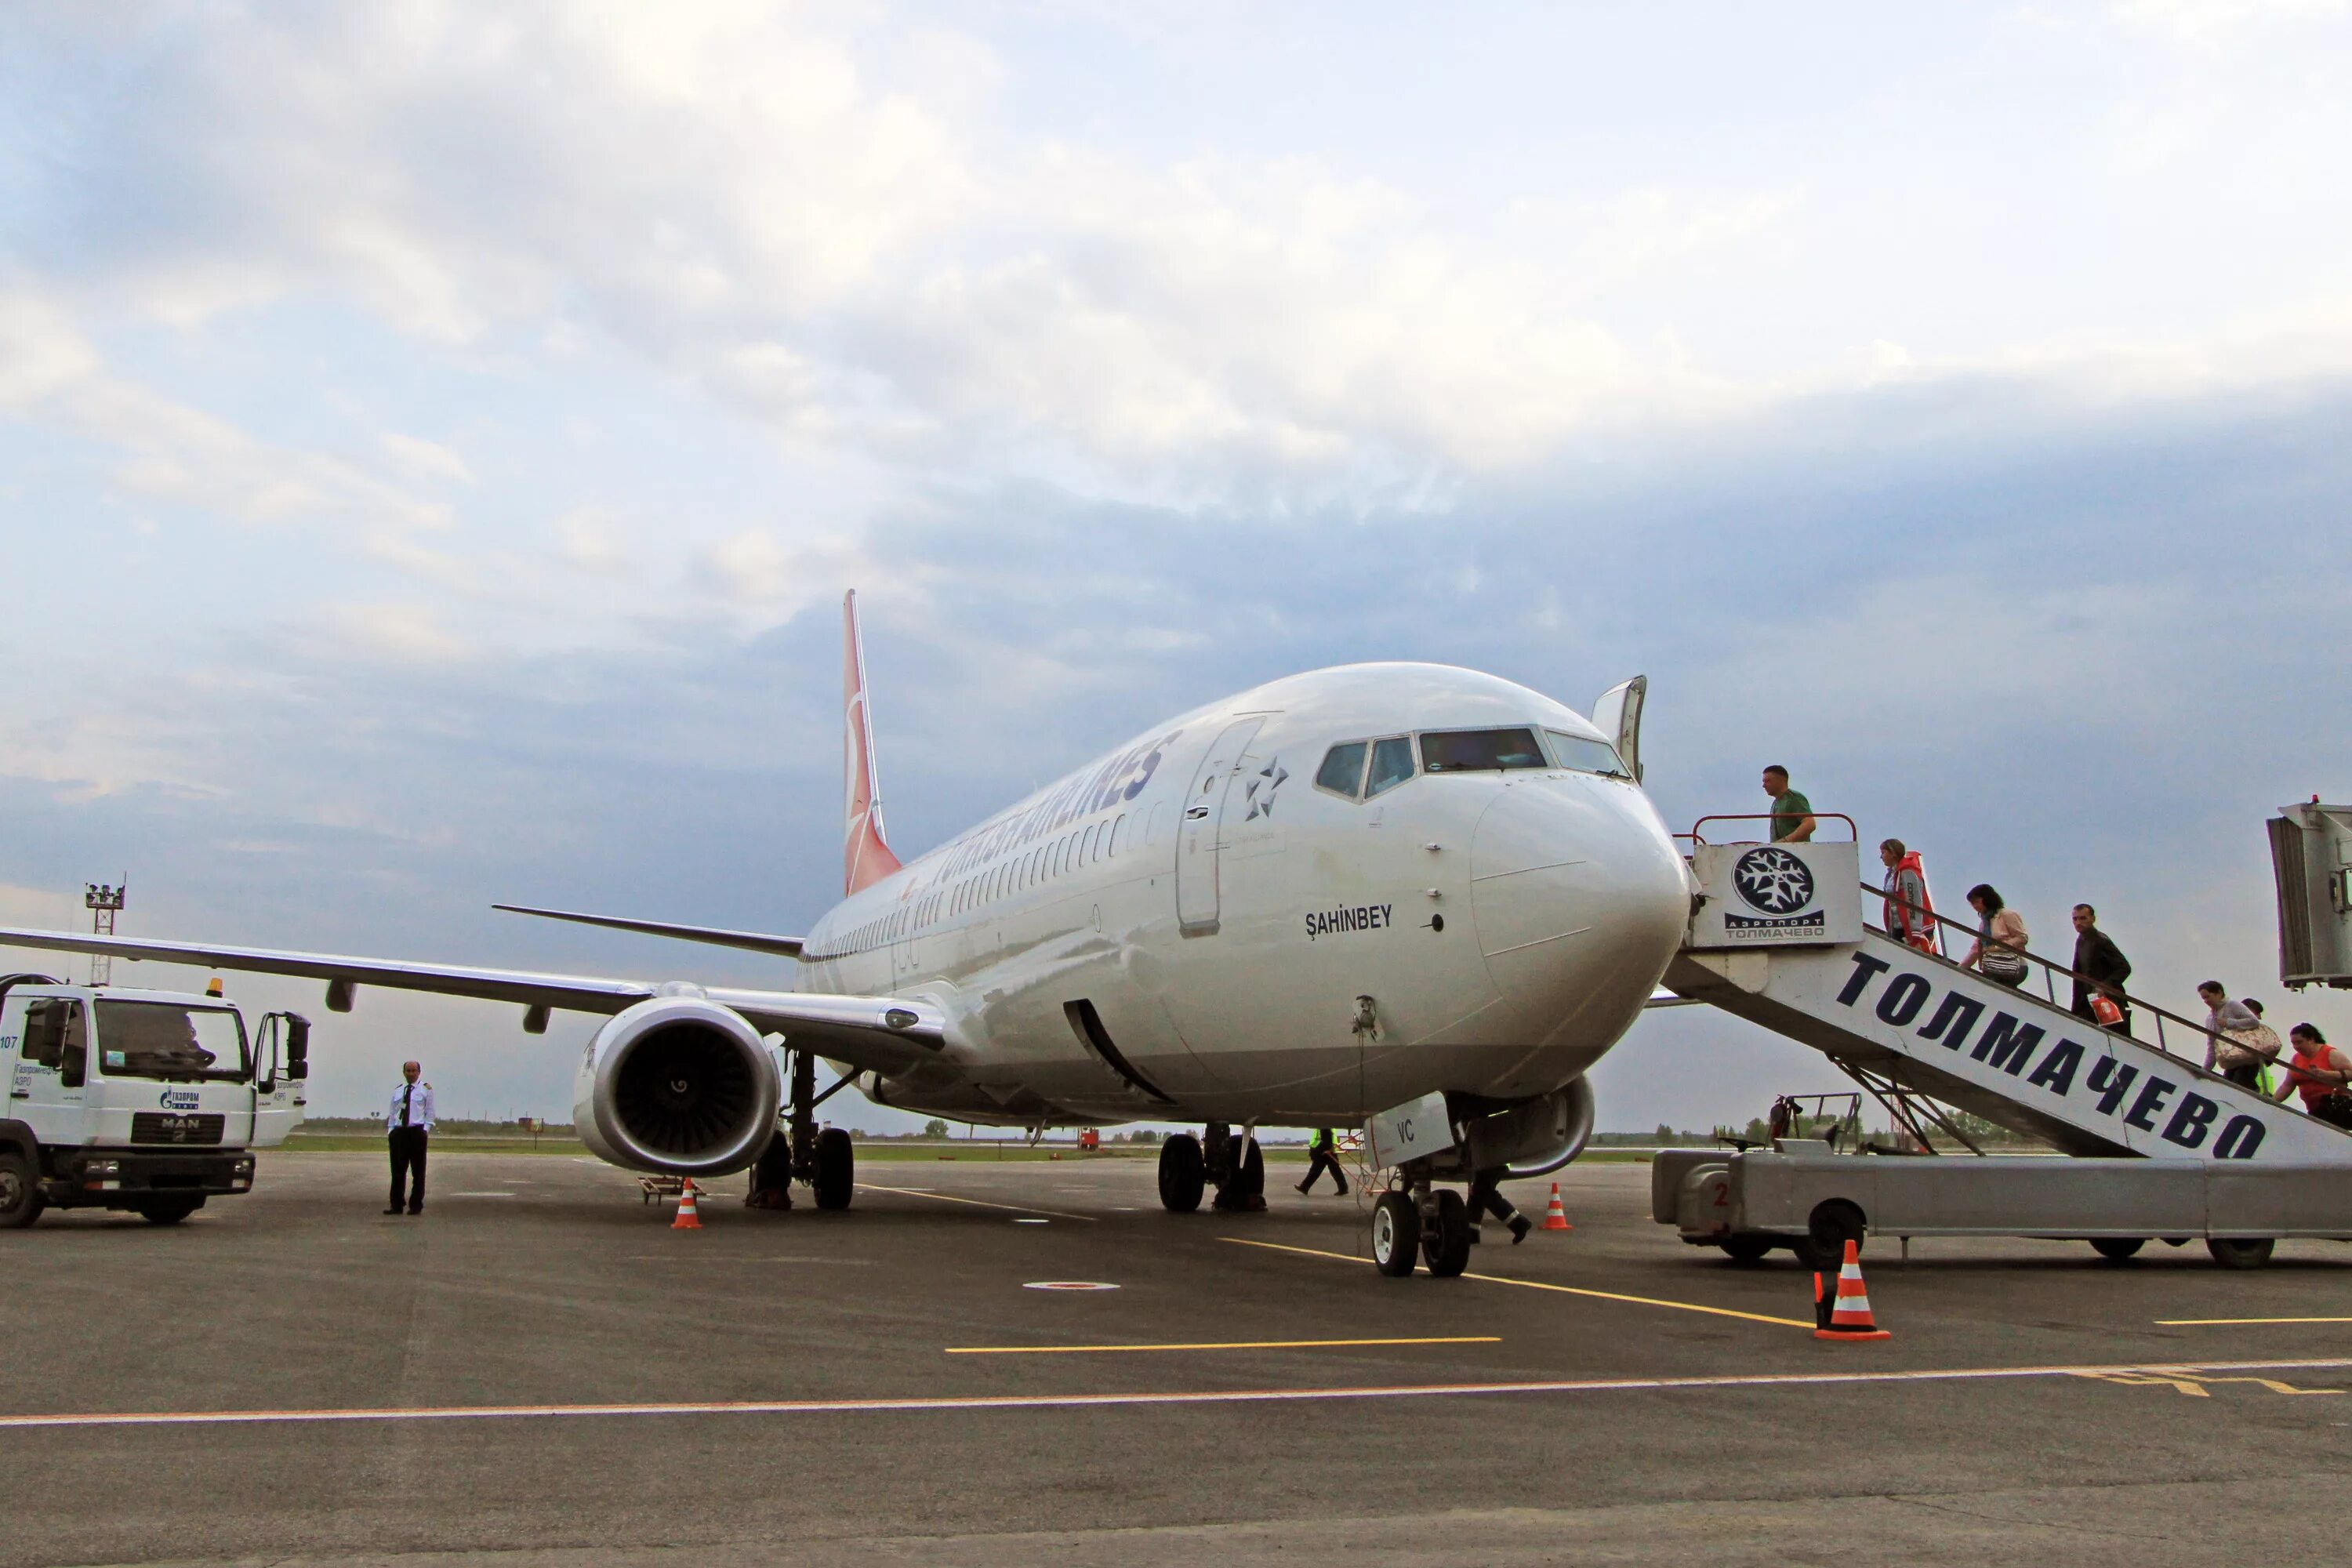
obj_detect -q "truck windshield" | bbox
[93,1002,249,1083]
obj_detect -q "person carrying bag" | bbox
[2274,1024,2352,1131]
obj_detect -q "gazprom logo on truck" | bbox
[158,1088,201,1112]
[1726,846,1826,939]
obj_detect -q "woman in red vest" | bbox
[2274,1024,2352,1131]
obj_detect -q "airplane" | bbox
[0,593,1693,1279]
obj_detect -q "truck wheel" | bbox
[1719,1235,1773,1265]
[2206,1237,2275,1270]
[1421,1190,1472,1277]
[1157,1134,1204,1213]
[812,1128,855,1210]
[0,1152,43,1229]
[140,1198,200,1225]
[1371,1191,1420,1277]
[1800,1200,1866,1271]
[2089,1237,2146,1262]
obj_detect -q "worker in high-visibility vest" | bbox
[1296,1127,1347,1196]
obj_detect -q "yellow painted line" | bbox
[2158,1316,2352,1327]
[1223,1237,1813,1328]
[7,1358,2351,1429]
[859,1186,1098,1222]
[944,1336,1501,1356]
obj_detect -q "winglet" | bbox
[843,590,902,896]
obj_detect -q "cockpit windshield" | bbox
[94,1002,250,1083]
[1419,728,1548,772]
[1546,729,1633,779]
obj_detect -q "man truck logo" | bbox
[1733,846,1815,914]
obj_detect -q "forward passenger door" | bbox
[1175,718,1266,936]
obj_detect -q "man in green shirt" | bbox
[1762,764,1816,842]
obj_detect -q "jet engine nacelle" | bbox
[571,994,781,1174]
[1460,1077,1597,1179]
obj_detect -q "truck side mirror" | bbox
[285,1014,310,1081]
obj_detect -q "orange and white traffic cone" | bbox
[1813,1239,1888,1341]
[1540,1182,1572,1232]
[671,1178,703,1232]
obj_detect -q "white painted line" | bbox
[861,1185,1098,1221]
[9,1358,2350,1430]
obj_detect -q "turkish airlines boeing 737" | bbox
[0,593,1691,1278]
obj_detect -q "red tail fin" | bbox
[843,590,901,896]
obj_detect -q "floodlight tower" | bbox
[84,879,125,986]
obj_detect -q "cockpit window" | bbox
[1315,742,1368,799]
[1546,729,1632,779]
[1366,735,1416,798]
[1420,727,1548,772]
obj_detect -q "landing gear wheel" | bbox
[1157,1134,1205,1213]
[1799,1200,1866,1272]
[1213,1134,1266,1211]
[1719,1235,1773,1265]
[139,1197,199,1225]
[812,1127,855,1210]
[1422,1190,1472,1277]
[0,1152,42,1229]
[1371,1191,1420,1277]
[2206,1236,2275,1270]
[2089,1237,2146,1262]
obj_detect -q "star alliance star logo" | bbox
[1243,758,1288,821]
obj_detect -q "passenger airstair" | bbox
[1662,829,2352,1166]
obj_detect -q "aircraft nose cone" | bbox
[1470,779,1688,1051]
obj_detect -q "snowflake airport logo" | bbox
[1732,846,1815,916]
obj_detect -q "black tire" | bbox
[2089,1237,2146,1262]
[1719,1235,1773,1265]
[1799,1200,1866,1272]
[0,1152,42,1229]
[1157,1134,1204,1213]
[1212,1134,1267,1209]
[140,1198,200,1225]
[1372,1191,1420,1277]
[2207,1236,2275,1270]
[1422,1190,1472,1277]
[812,1127,855,1210]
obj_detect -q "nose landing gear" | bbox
[1370,1181,1476,1277]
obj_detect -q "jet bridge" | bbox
[1650,826,2352,1268]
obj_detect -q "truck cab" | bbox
[0,972,308,1226]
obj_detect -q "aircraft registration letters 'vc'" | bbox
[0,593,1693,1278]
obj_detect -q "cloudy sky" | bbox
[4,1,2350,1134]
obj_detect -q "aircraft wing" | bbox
[0,926,943,1072]
[1644,989,1700,1008]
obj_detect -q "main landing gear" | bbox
[749,1050,855,1212]
[1157,1123,1265,1214]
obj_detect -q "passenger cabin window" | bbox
[1545,730,1632,778]
[1420,727,1548,772]
[1366,735,1416,798]
[1315,742,1368,798]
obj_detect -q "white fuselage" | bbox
[797,663,1692,1129]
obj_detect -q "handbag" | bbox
[1980,946,2027,980]
[2223,1024,2283,1066]
[2089,992,2125,1027]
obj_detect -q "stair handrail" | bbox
[1858,881,2282,1090]
[1688,812,1860,846]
